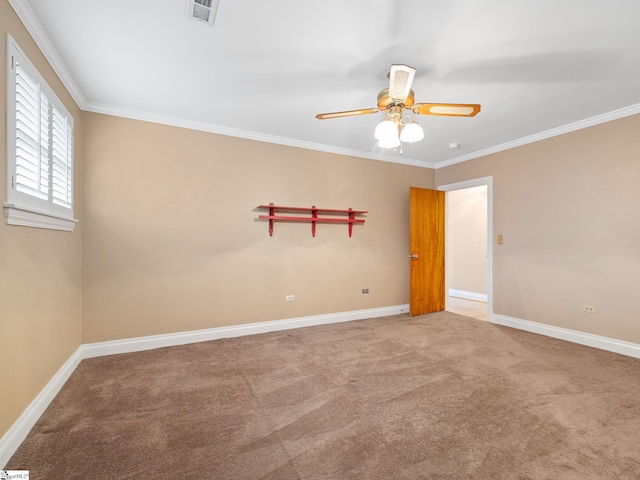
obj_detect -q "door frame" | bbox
[438,176,493,322]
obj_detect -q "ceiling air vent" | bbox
[185,0,219,26]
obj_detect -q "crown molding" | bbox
[84,98,640,171]
[8,0,86,109]
[84,101,437,169]
[10,0,640,171]
[436,102,640,169]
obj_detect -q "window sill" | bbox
[4,204,78,232]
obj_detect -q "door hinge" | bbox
[11,55,15,69]
[12,175,16,189]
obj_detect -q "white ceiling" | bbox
[13,0,640,168]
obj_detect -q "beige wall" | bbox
[81,112,434,342]
[4,0,640,447]
[0,1,83,439]
[436,113,640,344]
[447,186,487,296]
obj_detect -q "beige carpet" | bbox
[7,311,640,479]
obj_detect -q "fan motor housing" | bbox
[377,88,415,108]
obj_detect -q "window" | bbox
[5,35,77,231]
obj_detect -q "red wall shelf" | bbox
[258,203,367,237]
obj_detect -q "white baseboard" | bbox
[0,346,83,468]
[8,305,638,468]
[1,304,408,468]
[448,289,487,303]
[82,304,409,358]
[491,313,640,359]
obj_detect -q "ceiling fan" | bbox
[316,64,481,149]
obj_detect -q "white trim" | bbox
[4,305,640,467]
[6,0,434,172]
[438,176,493,322]
[0,347,83,468]
[83,99,640,171]
[448,289,487,303]
[436,103,640,169]
[83,304,409,358]
[4,204,78,231]
[438,177,493,192]
[6,0,86,109]
[0,304,407,468]
[492,314,640,359]
[8,0,640,170]
[5,35,76,230]
[83,102,437,169]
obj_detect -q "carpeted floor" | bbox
[7,311,640,479]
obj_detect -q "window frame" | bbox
[5,35,77,231]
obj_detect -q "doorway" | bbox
[438,177,493,321]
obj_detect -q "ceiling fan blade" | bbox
[412,103,481,117]
[315,108,380,120]
[388,64,416,102]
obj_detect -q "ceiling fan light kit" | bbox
[400,119,424,143]
[374,117,398,142]
[378,131,401,149]
[316,64,480,150]
[375,111,424,149]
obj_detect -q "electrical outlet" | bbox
[362,288,369,294]
[286,295,295,302]
[583,305,595,313]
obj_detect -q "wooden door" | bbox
[409,187,445,316]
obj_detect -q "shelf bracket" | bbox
[268,203,275,237]
[348,208,354,237]
[311,206,317,237]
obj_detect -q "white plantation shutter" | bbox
[15,64,49,200]
[6,36,76,231]
[51,106,73,208]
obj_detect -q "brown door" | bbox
[409,187,445,316]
